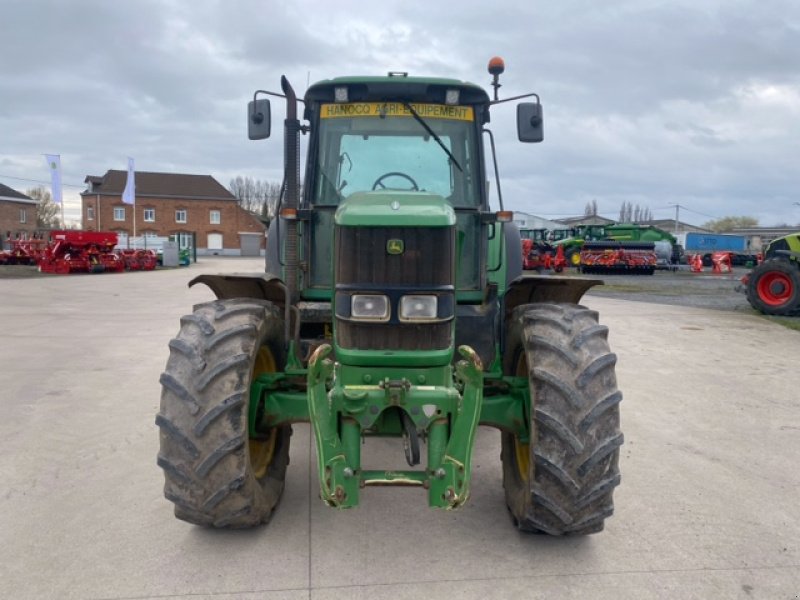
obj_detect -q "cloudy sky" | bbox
[2,0,799,227]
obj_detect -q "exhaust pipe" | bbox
[281,75,300,302]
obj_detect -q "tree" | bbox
[27,186,61,229]
[229,177,284,223]
[619,201,635,223]
[702,216,759,233]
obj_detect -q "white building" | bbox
[512,211,566,231]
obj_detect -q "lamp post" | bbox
[668,203,680,234]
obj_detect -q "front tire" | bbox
[501,304,623,535]
[156,298,291,528]
[746,259,800,316]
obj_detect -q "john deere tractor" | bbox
[156,59,623,535]
[745,232,800,316]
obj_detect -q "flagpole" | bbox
[122,157,136,246]
[44,153,64,230]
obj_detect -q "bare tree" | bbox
[27,186,61,229]
[620,202,633,222]
[229,177,286,222]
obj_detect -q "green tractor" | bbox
[156,59,623,535]
[552,225,604,267]
[744,232,800,316]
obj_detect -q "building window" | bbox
[175,209,187,223]
[114,207,126,221]
[87,206,95,220]
[19,209,27,224]
[210,210,221,225]
[143,231,159,239]
[176,231,193,248]
[143,208,155,222]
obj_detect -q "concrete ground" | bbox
[1,258,798,600]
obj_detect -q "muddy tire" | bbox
[501,303,623,535]
[156,298,291,528]
[746,259,800,316]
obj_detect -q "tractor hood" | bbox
[335,191,456,228]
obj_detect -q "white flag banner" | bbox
[122,157,135,205]
[44,154,62,204]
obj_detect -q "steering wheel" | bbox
[371,172,419,191]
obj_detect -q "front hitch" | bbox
[306,345,484,509]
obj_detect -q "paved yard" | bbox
[1,258,798,599]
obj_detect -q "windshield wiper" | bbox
[402,101,463,172]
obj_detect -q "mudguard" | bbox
[504,274,600,322]
[189,272,288,306]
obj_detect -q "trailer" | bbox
[679,232,747,253]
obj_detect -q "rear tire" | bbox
[566,247,581,267]
[501,303,623,535]
[746,259,800,316]
[156,298,291,528]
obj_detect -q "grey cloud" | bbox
[1,0,799,226]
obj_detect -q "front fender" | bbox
[504,274,601,322]
[189,272,288,306]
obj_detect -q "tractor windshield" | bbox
[312,102,480,207]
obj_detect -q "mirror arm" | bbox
[489,92,540,106]
[251,89,305,120]
[482,128,504,211]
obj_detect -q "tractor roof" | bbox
[305,75,490,105]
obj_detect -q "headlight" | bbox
[351,294,389,321]
[399,295,438,321]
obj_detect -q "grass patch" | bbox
[766,315,800,331]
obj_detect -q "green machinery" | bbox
[156,59,623,534]
[554,223,680,267]
[745,232,800,315]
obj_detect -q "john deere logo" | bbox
[387,239,404,255]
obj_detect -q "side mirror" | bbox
[517,102,543,143]
[248,98,271,140]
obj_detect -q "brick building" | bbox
[0,183,39,244]
[80,170,265,255]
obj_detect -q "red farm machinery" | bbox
[520,228,562,272]
[38,230,125,274]
[117,248,158,271]
[0,238,47,265]
[579,241,658,275]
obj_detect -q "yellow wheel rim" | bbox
[249,346,278,479]
[514,351,531,482]
[570,251,581,266]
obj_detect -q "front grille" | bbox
[335,226,454,351]
[337,226,454,286]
